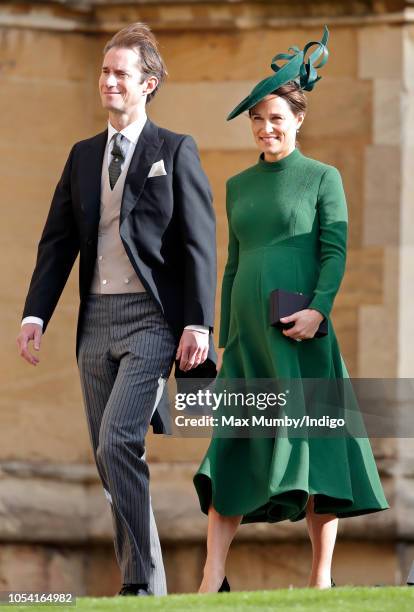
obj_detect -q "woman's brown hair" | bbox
[249,80,307,117]
[272,81,307,116]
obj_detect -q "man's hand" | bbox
[17,323,43,366]
[176,329,209,372]
[280,308,325,341]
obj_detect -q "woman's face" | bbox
[250,95,304,161]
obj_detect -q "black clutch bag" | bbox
[269,288,328,338]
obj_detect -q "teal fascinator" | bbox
[227,25,329,121]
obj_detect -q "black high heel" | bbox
[331,577,336,587]
[218,576,231,592]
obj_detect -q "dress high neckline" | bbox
[257,147,302,172]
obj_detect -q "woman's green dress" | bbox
[194,148,389,523]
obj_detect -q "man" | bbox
[17,23,216,597]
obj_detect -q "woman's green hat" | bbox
[227,25,329,121]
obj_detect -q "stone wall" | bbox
[1,0,413,594]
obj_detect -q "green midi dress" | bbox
[194,148,389,523]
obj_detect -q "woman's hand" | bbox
[280,308,325,341]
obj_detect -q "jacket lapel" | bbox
[78,130,107,231]
[120,119,164,225]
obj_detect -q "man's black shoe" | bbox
[118,584,152,596]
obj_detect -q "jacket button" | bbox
[86,239,92,246]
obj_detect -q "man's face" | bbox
[99,47,149,114]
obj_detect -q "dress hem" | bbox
[193,473,389,525]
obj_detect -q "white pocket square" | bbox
[148,159,167,178]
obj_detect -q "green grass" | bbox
[3,587,414,612]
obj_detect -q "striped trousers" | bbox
[77,293,177,593]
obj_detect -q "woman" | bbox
[193,27,389,592]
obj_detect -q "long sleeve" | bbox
[173,135,216,330]
[218,180,239,348]
[22,145,80,332]
[308,166,348,320]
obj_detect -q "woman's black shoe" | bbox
[218,576,231,592]
[331,577,336,588]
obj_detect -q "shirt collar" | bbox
[107,113,147,146]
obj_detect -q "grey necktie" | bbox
[108,133,127,190]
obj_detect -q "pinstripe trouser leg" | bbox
[77,293,176,591]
